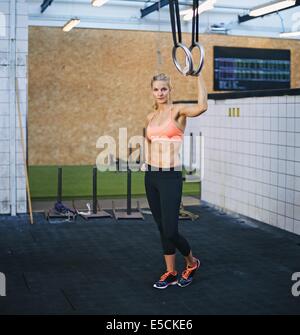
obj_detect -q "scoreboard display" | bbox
[213,46,290,91]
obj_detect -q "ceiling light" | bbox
[181,0,217,21]
[249,0,296,17]
[280,30,300,37]
[62,18,80,32]
[91,0,109,7]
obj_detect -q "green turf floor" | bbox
[29,166,201,200]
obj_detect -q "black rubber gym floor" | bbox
[0,202,299,315]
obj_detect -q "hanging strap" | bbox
[191,0,199,46]
[169,0,182,46]
[189,0,205,76]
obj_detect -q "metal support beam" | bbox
[9,0,17,216]
[238,0,300,24]
[140,0,170,18]
[41,0,54,14]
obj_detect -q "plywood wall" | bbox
[28,27,300,165]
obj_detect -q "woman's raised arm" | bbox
[177,73,208,118]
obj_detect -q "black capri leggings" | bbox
[144,165,191,257]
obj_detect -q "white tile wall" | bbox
[0,0,28,215]
[277,215,285,229]
[295,191,300,206]
[295,220,300,235]
[295,206,300,221]
[285,218,294,233]
[187,94,300,236]
[0,102,9,114]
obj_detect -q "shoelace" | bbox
[182,263,198,280]
[160,271,176,281]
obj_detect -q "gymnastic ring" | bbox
[172,43,194,76]
[189,42,205,76]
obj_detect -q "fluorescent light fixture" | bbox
[280,30,300,37]
[249,0,296,17]
[62,18,80,32]
[91,0,109,7]
[181,0,216,21]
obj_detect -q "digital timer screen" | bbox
[213,46,290,91]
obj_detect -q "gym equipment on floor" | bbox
[46,167,77,223]
[72,167,111,220]
[179,131,202,220]
[113,147,144,220]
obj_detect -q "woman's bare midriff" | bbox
[145,139,182,168]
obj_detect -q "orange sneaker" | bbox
[178,258,200,287]
[153,271,178,289]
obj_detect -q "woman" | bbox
[144,72,208,289]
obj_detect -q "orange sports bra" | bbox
[146,107,184,142]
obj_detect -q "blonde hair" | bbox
[151,73,172,111]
